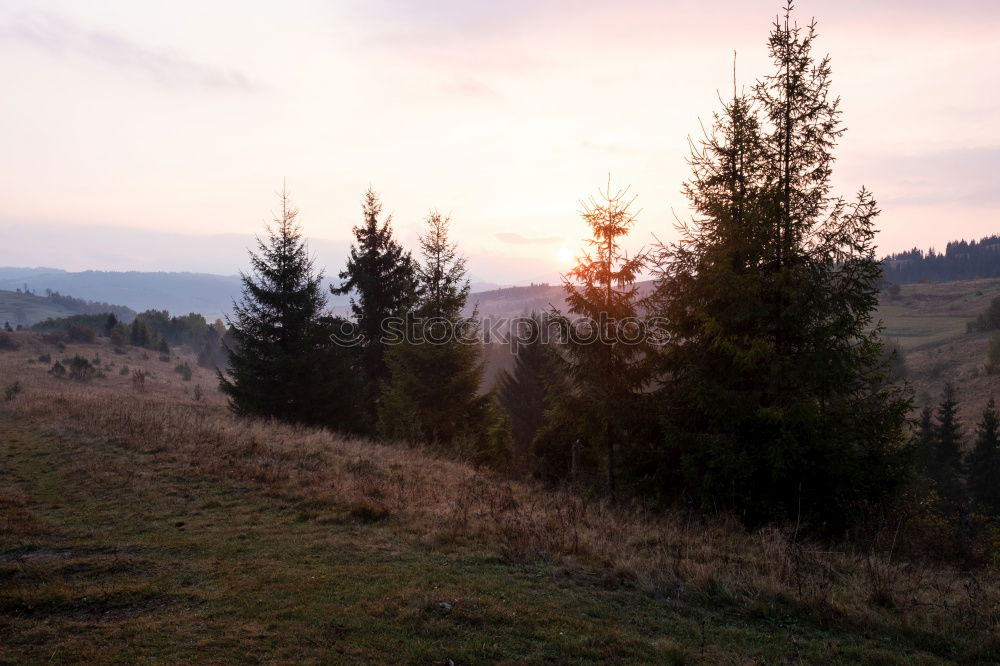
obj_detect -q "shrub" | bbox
[174,362,192,381]
[0,331,19,351]
[3,381,22,402]
[67,355,96,382]
[881,339,907,381]
[37,353,51,363]
[49,361,66,378]
[40,331,66,345]
[131,369,147,393]
[193,384,204,401]
[972,296,1000,332]
[66,322,96,343]
[109,323,128,347]
[120,365,130,376]
[159,354,171,363]
[989,333,1000,373]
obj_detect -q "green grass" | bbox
[1,415,990,664]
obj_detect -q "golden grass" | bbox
[2,332,999,644]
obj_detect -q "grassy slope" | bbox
[0,290,89,329]
[0,417,981,666]
[877,278,1000,423]
[1,335,997,663]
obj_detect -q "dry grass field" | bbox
[878,278,1000,424]
[1,331,999,663]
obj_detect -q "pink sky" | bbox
[1,0,998,283]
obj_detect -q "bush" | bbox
[988,333,1000,373]
[159,353,171,363]
[972,296,1000,332]
[67,355,97,382]
[109,323,128,347]
[131,369,147,393]
[193,384,204,401]
[3,381,22,402]
[174,363,192,381]
[50,361,66,378]
[0,331,19,351]
[37,353,51,363]
[39,331,67,346]
[881,339,907,381]
[66,322,96,343]
[119,365,130,376]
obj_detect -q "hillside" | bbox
[0,289,135,329]
[0,332,997,663]
[877,278,1000,423]
[474,277,1000,425]
[0,267,501,323]
[0,269,244,323]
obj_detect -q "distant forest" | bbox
[882,235,1000,283]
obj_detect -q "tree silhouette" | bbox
[968,397,1000,515]
[496,313,557,474]
[551,180,649,498]
[650,4,911,529]
[378,212,508,464]
[333,188,417,426]
[931,384,966,508]
[220,186,359,428]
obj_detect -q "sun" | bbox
[556,246,576,266]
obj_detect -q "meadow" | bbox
[1,329,998,664]
[878,278,1000,422]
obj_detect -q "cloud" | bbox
[873,147,1000,207]
[440,77,500,99]
[496,232,563,245]
[4,11,257,93]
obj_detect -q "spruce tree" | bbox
[333,188,417,424]
[968,398,1000,514]
[220,187,352,426]
[550,181,649,498]
[930,384,965,507]
[912,404,936,486]
[378,213,508,464]
[650,5,911,528]
[496,313,556,474]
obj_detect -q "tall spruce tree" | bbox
[930,384,966,507]
[650,6,911,528]
[549,181,649,498]
[968,398,1000,514]
[220,187,358,427]
[378,213,508,465]
[333,188,417,424]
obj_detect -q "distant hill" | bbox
[0,266,516,322]
[0,289,135,328]
[464,280,657,320]
[0,269,247,322]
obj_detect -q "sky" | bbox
[1,0,999,284]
